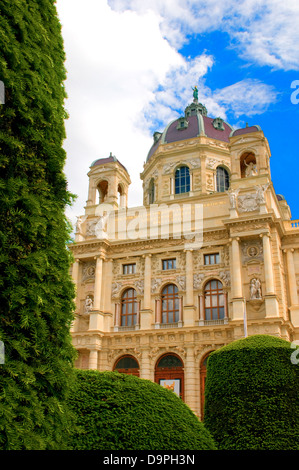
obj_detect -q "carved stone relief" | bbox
[134,279,144,295]
[238,193,259,212]
[176,275,186,291]
[151,278,162,293]
[219,271,231,286]
[82,261,96,282]
[241,240,263,263]
[193,273,205,290]
[111,281,123,298]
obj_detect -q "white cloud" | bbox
[212,79,278,118]
[57,0,184,222]
[56,0,281,229]
[108,0,299,70]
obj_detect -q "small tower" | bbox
[86,153,131,215]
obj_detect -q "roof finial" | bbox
[192,85,198,102]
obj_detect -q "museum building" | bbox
[69,95,299,418]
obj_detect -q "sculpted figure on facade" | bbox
[250,278,262,300]
[84,295,94,313]
[255,184,269,204]
[227,188,239,209]
[244,159,258,177]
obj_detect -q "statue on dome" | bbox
[192,86,198,101]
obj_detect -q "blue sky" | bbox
[56,0,299,222]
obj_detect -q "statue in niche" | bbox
[250,278,262,300]
[244,158,258,177]
[84,295,93,313]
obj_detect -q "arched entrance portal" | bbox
[113,355,140,377]
[200,352,213,417]
[155,354,184,400]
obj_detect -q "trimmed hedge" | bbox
[66,369,217,450]
[204,335,299,450]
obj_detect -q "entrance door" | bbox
[155,354,184,400]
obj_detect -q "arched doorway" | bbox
[155,353,184,400]
[113,355,140,377]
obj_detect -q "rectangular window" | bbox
[123,263,136,275]
[162,259,176,270]
[204,253,220,265]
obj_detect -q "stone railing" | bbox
[284,219,299,230]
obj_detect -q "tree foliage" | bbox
[0,0,76,449]
[204,335,299,450]
[67,370,217,450]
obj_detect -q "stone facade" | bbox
[69,100,299,418]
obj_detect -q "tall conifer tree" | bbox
[0,0,76,449]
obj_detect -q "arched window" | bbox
[216,167,229,192]
[97,180,108,204]
[114,355,139,376]
[149,178,155,204]
[161,284,179,324]
[121,288,138,327]
[204,280,224,321]
[175,166,190,194]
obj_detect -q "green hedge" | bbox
[204,335,299,450]
[66,369,217,450]
[0,0,76,449]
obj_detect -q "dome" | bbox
[230,124,261,137]
[146,98,265,163]
[146,100,233,162]
[90,153,128,173]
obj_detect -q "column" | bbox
[262,233,275,294]
[223,291,228,321]
[140,349,152,381]
[143,254,152,309]
[285,248,299,328]
[89,349,98,370]
[184,347,198,415]
[93,255,104,310]
[230,237,245,322]
[71,259,80,332]
[103,258,113,313]
[285,249,299,306]
[72,259,80,286]
[261,233,279,318]
[231,237,243,298]
[199,294,205,324]
[114,302,120,331]
[155,298,161,328]
[89,255,105,331]
[136,299,141,328]
[178,296,183,326]
[185,250,194,306]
